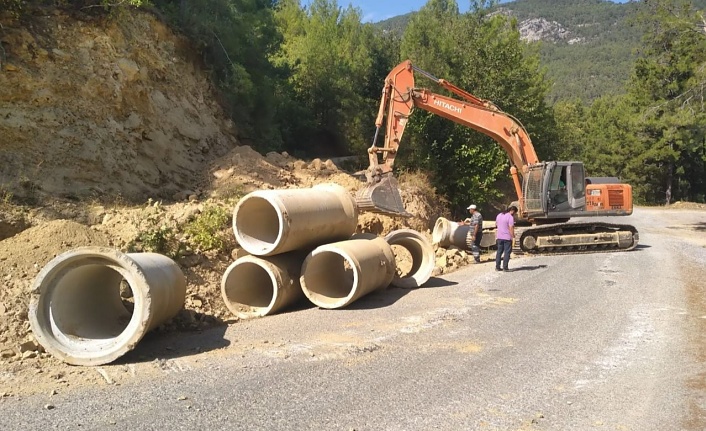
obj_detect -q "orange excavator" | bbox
[356,60,639,254]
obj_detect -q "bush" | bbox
[184,205,230,253]
[126,200,183,258]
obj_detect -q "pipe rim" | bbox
[221,256,279,319]
[385,229,435,288]
[28,247,151,366]
[300,246,359,309]
[431,217,449,245]
[232,192,285,256]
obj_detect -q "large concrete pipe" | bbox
[432,217,471,248]
[28,247,186,366]
[221,252,306,319]
[384,229,435,288]
[300,236,396,309]
[432,217,496,248]
[233,183,358,256]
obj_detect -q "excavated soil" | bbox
[0,8,478,394]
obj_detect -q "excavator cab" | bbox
[545,162,586,213]
[522,161,587,219]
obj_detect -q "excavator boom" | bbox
[356,60,538,217]
[355,60,638,254]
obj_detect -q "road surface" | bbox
[0,206,705,430]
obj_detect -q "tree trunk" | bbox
[665,161,673,206]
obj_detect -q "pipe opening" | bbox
[431,218,447,245]
[234,196,281,253]
[390,244,414,278]
[48,264,136,347]
[385,229,435,288]
[301,251,356,305]
[222,261,275,317]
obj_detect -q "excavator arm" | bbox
[356,61,639,255]
[357,60,540,217]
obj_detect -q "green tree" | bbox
[396,0,555,213]
[552,99,588,161]
[154,0,284,150]
[273,0,377,156]
[627,0,706,204]
[579,95,653,200]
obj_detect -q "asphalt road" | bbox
[1,207,705,431]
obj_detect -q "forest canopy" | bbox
[3,0,705,208]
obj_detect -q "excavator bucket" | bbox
[355,173,413,217]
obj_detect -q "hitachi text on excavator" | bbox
[355,60,639,254]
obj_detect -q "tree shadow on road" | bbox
[692,222,706,232]
[668,222,706,232]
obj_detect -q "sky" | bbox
[322,0,633,24]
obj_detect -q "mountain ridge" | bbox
[374,0,706,102]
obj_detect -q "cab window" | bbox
[571,164,585,199]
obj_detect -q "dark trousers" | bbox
[495,239,512,270]
[468,231,483,261]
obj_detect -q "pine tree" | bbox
[395,0,554,212]
[627,0,706,204]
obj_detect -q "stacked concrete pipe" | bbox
[299,236,396,309]
[227,183,359,317]
[221,252,307,319]
[28,247,186,366]
[384,229,435,288]
[233,183,358,256]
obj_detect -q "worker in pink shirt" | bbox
[495,205,518,272]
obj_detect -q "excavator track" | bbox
[517,222,639,255]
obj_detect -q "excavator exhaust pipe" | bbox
[355,173,412,217]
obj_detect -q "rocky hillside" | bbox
[0,9,236,203]
[0,7,471,391]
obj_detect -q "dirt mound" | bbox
[0,8,458,386]
[667,202,706,210]
[0,145,451,362]
[207,146,446,235]
[0,220,111,358]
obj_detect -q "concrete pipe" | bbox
[432,217,496,249]
[28,247,186,366]
[432,217,471,248]
[300,236,396,309]
[233,183,358,256]
[221,252,306,319]
[384,229,435,288]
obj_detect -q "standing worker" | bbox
[462,204,483,263]
[495,205,518,272]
